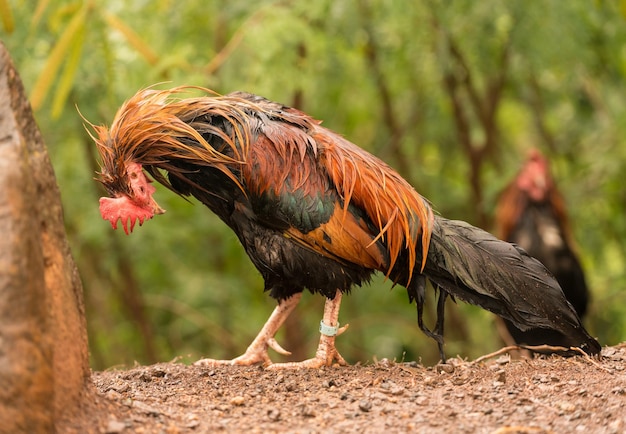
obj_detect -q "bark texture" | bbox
[0,42,90,433]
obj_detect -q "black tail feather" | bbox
[412,275,449,362]
[412,217,600,356]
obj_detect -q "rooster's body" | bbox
[94,88,600,367]
[496,150,590,348]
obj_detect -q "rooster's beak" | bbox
[151,198,166,215]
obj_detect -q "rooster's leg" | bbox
[195,292,302,367]
[267,289,349,369]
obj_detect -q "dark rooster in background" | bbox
[93,87,600,368]
[496,149,590,348]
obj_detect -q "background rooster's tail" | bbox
[415,217,601,356]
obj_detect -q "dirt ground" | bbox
[58,344,626,434]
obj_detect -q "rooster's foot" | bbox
[194,293,302,367]
[267,292,349,369]
[194,337,290,367]
[265,331,348,369]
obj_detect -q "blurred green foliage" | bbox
[2,0,625,369]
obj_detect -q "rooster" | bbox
[496,149,590,348]
[93,87,600,368]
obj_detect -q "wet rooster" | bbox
[496,149,590,348]
[93,87,600,368]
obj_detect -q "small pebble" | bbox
[495,369,506,383]
[230,396,245,406]
[138,372,152,382]
[496,355,510,365]
[109,382,130,393]
[267,408,281,421]
[132,400,161,416]
[105,418,126,434]
[322,378,338,388]
[150,368,166,377]
[359,400,373,412]
[104,389,123,401]
[557,401,576,413]
[300,405,316,417]
[436,363,454,374]
[415,396,428,405]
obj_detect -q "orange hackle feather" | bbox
[92,87,247,197]
[92,86,434,280]
[313,131,434,280]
